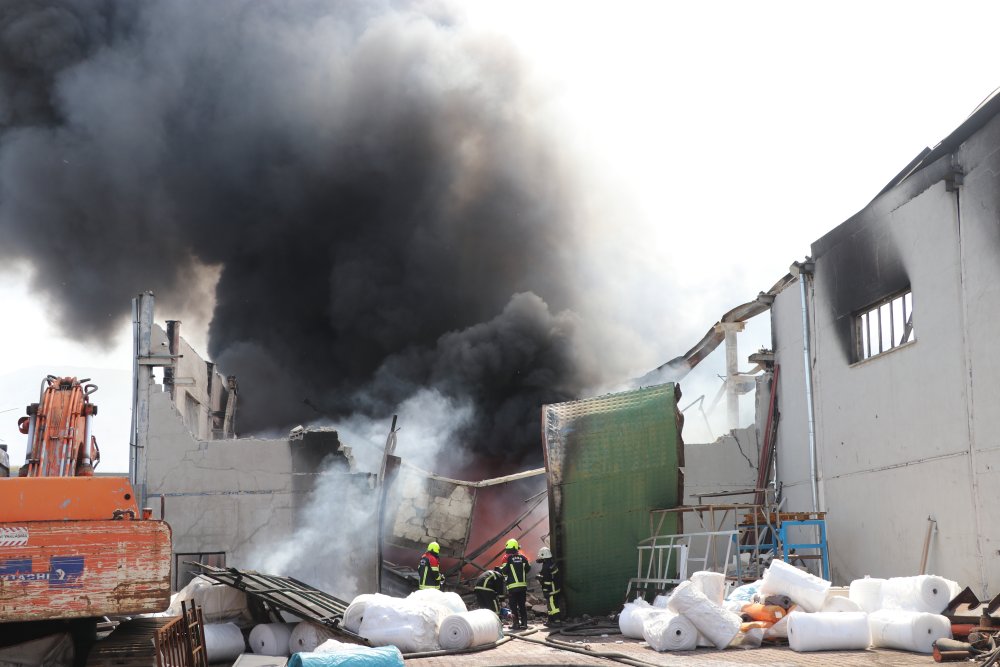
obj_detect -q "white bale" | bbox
[758,559,831,612]
[880,575,959,614]
[822,594,863,613]
[359,597,450,653]
[689,571,726,606]
[249,623,295,656]
[437,610,503,650]
[868,609,951,653]
[406,588,467,614]
[787,611,871,652]
[288,622,338,653]
[618,600,671,639]
[203,623,246,663]
[849,576,885,613]
[642,611,698,652]
[343,594,394,634]
[666,581,741,649]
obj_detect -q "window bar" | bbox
[876,308,883,355]
[889,298,895,351]
[865,312,873,359]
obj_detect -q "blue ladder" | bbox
[779,519,830,580]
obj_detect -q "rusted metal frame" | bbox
[443,492,547,577]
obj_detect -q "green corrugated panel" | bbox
[543,384,682,616]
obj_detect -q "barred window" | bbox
[855,290,914,361]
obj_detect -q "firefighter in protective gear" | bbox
[536,545,562,626]
[474,568,505,616]
[418,541,444,590]
[499,538,531,629]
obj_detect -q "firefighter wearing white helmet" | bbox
[418,541,444,590]
[536,545,562,626]
[499,538,531,629]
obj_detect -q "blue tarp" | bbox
[288,646,404,667]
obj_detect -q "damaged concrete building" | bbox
[768,93,1000,596]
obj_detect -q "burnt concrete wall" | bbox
[773,110,1000,594]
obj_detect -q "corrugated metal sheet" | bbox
[543,384,682,616]
[196,564,366,643]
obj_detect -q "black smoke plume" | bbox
[0,1,607,463]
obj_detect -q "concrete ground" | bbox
[404,625,939,666]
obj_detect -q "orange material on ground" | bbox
[743,603,789,623]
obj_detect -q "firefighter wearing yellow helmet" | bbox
[418,541,444,590]
[499,537,531,629]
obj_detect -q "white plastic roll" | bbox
[618,600,660,639]
[689,571,726,606]
[868,609,951,653]
[822,594,863,613]
[203,623,246,663]
[343,594,393,634]
[666,581,742,649]
[758,559,831,612]
[880,575,958,614]
[652,594,670,609]
[438,610,503,650]
[849,576,885,613]
[406,588,467,614]
[288,622,338,653]
[642,611,698,652]
[359,597,450,653]
[250,623,295,656]
[787,611,871,651]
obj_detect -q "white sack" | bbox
[343,594,395,634]
[787,611,871,652]
[406,589,467,614]
[880,575,959,614]
[359,598,450,653]
[666,581,742,649]
[438,610,503,650]
[289,622,338,653]
[822,594,863,613]
[849,576,885,613]
[618,600,672,639]
[868,609,951,653]
[250,623,295,656]
[642,611,698,652]
[166,575,252,624]
[204,623,246,663]
[689,571,726,606]
[758,559,831,612]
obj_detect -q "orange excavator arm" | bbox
[16,376,100,477]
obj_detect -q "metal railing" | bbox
[625,529,738,601]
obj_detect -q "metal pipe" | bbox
[798,265,820,512]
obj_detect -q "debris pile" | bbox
[620,563,964,656]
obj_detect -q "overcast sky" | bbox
[2,1,1000,470]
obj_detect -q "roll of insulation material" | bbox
[880,575,958,614]
[438,610,503,650]
[822,594,863,613]
[666,581,742,649]
[652,594,670,609]
[868,609,952,653]
[287,645,405,667]
[689,571,726,606]
[203,623,246,663]
[250,623,295,655]
[849,576,885,613]
[642,610,699,652]
[343,594,393,634]
[406,588,467,614]
[787,611,871,651]
[758,559,831,612]
[289,622,338,653]
[619,600,669,639]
